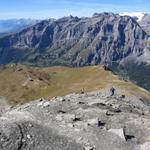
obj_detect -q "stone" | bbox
[108,128,125,140]
[140,142,150,150]
[106,110,114,116]
[27,134,32,139]
[28,123,33,128]
[43,102,50,107]
[85,146,95,150]
[87,118,98,126]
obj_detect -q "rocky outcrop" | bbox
[0,89,150,150]
[139,13,150,35]
[0,13,150,66]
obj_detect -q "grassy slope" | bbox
[0,64,150,105]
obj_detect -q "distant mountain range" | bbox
[0,13,149,65]
[0,19,40,37]
[0,13,150,89]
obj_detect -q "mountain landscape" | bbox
[0,13,150,67]
[0,13,150,90]
[0,4,150,149]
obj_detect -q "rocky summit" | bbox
[0,13,150,66]
[0,89,150,150]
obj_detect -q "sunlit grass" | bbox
[0,64,149,105]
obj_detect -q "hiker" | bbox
[80,88,85,94]
[103,64,110,71]
[103,65,107,71]
[110,87,116,96]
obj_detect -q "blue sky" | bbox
[0,0,150,19]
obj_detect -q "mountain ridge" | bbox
[0,64,150,105]
[0,13,149,67]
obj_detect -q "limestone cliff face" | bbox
[0,13,149,66]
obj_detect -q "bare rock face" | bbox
[139,13,150,35]
[0,89,150,150]
[0,13,149,66]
